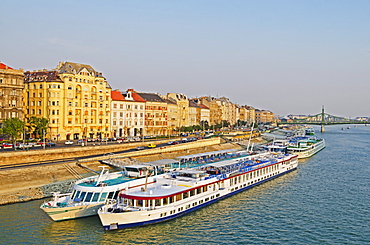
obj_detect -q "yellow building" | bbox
[24,62,111,141]
[255,109,275,124]
[0,62,24,127]
[164,98,178,135]
[198,96,222,126]
[136,92,168,136]
[166,93,189,128]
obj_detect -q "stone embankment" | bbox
[0,137,260,206]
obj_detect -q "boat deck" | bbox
[78,176,133,187]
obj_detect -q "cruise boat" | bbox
[98,152,298,230]
[40,165,157,221]
[304,127,315,135]
[286,136,325,159]
[40,149,246,221]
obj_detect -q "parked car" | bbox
[2,143,13,148]
[64,140,74,145]
[46,142,57,147]
[148,143,156,148]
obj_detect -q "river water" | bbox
[1,124,369,245]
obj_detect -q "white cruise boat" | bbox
[98,152,298,230]
[40,149,246,221]
[40,165,156,221]
[286,136,326,159]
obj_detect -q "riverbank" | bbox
[0,140,258,205]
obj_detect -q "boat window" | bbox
[92,193,100,202]
[183,192,189,199]
[99,192,108,202]
[137,200,143,207]
[155,199,161,207]
[163,198,168,206]
[85,192,93,202]
[196,188,202,195]
[176,193,182,201]
[125,167,140,172]
[169,196,174,204]
[190,190,195,197]
[113,191,119,200]
[203,186,207,192]
[80,192,86,201]
[107,192,115,199]
[73,190,80,199]
[71,190,76,199]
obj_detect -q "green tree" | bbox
[29,116,49,139]
[2,118,24,143]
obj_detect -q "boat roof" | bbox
[175,149,237,159]
[175,169,206,174]
[122,164,149,169]
[145,159,180,166]
[202,158,243,168]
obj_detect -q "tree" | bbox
[29,116,49,139]
[2,118,24,143]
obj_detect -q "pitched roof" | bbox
[111,90,125,101]
[198,104,209,110]
[56,61,104,77]
[24,70,62,83]
[189,100,202,108]
[131,91,146,102]
[0,63,13,69]
[164,98,177,105]
[136,92,166,103]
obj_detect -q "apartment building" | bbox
[0,62,24,127]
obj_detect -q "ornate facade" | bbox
[0,63,24,127]
[24,62,111,141]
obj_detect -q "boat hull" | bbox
[41,203,104,221]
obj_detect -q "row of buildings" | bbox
[0,61,276,141]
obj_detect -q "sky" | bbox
[2,0,370,118]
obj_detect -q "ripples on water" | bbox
[0,125,369,244]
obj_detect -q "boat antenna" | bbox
[247,122,255,152]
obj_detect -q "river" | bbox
[1,124,369,244]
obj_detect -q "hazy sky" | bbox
[2,0,370,118]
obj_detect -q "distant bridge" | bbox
[279,106,369,132]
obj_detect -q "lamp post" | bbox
[43,129,46,150]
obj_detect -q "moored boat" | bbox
[40,165,155,221]
[98,152,298,230]
[286,136,325,159]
